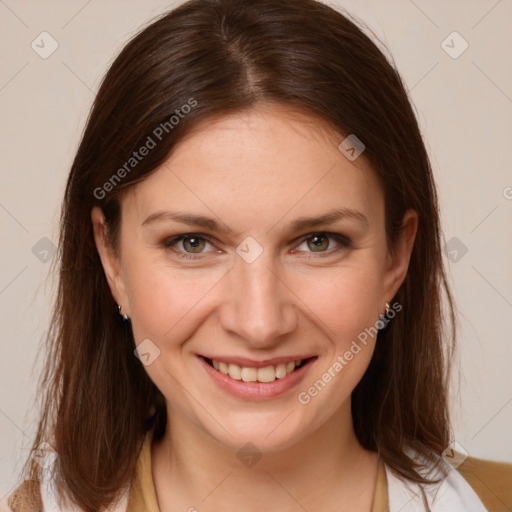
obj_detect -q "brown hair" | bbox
[22,0,455,510]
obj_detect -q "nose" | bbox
[218,253,298,349]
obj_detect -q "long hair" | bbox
[23,0,455,510]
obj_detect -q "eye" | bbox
[293,232,352,255]
[162,231,351,260]
[163,234,218,259]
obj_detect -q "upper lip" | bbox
[199,354,316,369]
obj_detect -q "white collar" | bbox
[385,448,488,511]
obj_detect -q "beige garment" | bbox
[3,431,511,511]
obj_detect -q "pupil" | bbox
[185,237,203,252]
[308,235,328,251]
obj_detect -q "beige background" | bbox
[1,0,511,499]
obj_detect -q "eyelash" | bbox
[162,232,352,260]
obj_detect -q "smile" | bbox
[198,355,318,400]
[206,357,307,383]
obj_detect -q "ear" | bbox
[91,206,130,315]
[381,209,418,303]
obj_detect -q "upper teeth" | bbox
[212,359,303,383]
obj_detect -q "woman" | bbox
[3,0,510,511]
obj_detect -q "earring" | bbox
[377,302,392,332]
[117,304,129,321]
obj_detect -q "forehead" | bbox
[125,105,384,232]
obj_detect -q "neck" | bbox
[151,400,379,512]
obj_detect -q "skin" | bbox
[92,104,417,511]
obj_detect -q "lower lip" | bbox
[198,356,317,400]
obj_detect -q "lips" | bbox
[197,354,318,400]
[198,354,316,369]
[198,354,317,384]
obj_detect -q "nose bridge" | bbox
[219,251,297,347]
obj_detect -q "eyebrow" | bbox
[285,208,368,232]
[141,207,368,233]
[142,210,234,234]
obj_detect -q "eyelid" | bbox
[163,233,216,246]
[163,233,219,259]
[163,232,231,249]
[292,231,352,253]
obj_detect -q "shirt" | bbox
[4,431,511,511]
[126,431,511,512]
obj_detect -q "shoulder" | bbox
[456,456,512,512]
[0,480,42,512]
[2,432,153,512]
[385,447,511,511]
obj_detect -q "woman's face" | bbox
[93,105,416,453]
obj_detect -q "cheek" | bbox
[293,268,383,413]
[124,254,226,343]
[293,262,383,345]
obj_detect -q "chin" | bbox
[199,410,314,456]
